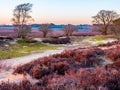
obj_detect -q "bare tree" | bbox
[92,10,119,35]
[39,24,51,38]
[12,3,33,38]
[112,18,120,41]
[62,24,77,37]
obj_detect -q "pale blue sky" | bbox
[0,0,120,24]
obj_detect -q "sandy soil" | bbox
[0,38,117,84]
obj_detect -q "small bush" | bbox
[105,46,120,61]
[42,37,71,44]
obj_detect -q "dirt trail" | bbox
[0,47,65,69]
[0,38,116,84]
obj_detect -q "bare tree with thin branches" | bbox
[62,24,77,37]
[12,3,33,38]
[92,10,119,35]
[39,24,52,38]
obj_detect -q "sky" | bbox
[0,0,120,25]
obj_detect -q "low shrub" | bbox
[105,46,120,61]
[14,47,104,77]
[98,41,120,47]
[42,37,71,44]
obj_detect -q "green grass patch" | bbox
[90,36,105,41]
[96,41,104,45]
[0,49,24,59]
[72,36,105,42]
[0,39,59,59]
[71,36,89,42]
[90,35,117,41]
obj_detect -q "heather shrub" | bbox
[14,47,104,77]
[105,46,120,61]
[0,80,32,90]
[9,42,120,90]
[98,41,120,47]
[30,65,51,79]
[2,66,120,90]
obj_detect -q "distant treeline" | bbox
[0,23,92,30]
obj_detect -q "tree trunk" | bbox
[102,30,107,35]
[65,33,69,38]
[102,26,108,35]
[43,32,47,38]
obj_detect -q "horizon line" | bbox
[0,23,93,26]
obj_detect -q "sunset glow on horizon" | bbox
[0,0,120,25]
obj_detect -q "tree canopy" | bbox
[92,10,119,35]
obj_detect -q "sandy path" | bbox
[0,47,65,69]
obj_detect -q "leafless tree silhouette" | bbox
[12,3,33,38]
[39,24,52,38]
[92,10,119,35]
[62,24,77,37]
